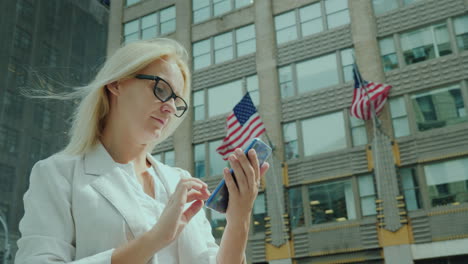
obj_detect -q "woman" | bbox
[15,38,269,264]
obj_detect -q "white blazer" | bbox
[15,143,219,264]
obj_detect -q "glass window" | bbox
[403,0,423,5]
[126,0,141,6]
[309,180,356,224]
[193,0,211,23]
[210,209,226,238]
[152,153,162,161]
[124,20,139,44]
[325,0,350,29]
[0,126,19,154]
[194,144,206,178]
[411,85,467,132]
[399,168,421,210]
[350,115,367,146]
[389,97,410,137]
[214,32,233,64]
[208,80,243,117]
[0,165,14,193]
[235,0,252,9]
[275,11,298,45]
[236,24,256,57]
[193,39,211,70]
[279,65,294,98]
[283,122,299,160]
[379,37,399,72]
[160,6,176,35]
[164,150,175,167]
[246,75,259,105]
[454,15,468,51]
[299,3,322,37]
[213,0,231,16]
[141,13,158,40]
[209,140,227,176]
[14,27,31,51]
[193,90,205,121]
[424,157,468,207]
[401,24,452,65]
[253,193,266,233]
[341,48,354,82]
[297,53,339,93]
[3,89,24,120]
[302,112,346,156]
[288,187,304,229]
[358,174,377,216]
[372,0,398,15]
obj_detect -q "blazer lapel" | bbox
[85,143,147,239]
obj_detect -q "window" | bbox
[214,32,233,64]
[164,150,175,167]
[17,0,34,19]
[3,89,24,120]
[193,90,205,121]
[399,168,421,210]
[193,39,211,70]
[152,153,162,161]
[13,27,31,51]
[42,107,53,130]
[209,140,227,176]
[0,165,14,193]
[454,15,468,51]
[207,80,243,117]
[372,0,398,15]
[325,0,350,29]
[297,53,338,93]
[160,6,176,35]
[194,143,206,178]
[210,209,226,238]
[358,174,377,216]
[126,0,141,7]
[309,180,356,224]
[193,24,256,70]
[389,97,410,137]
[283,122,299,160]
[300,3,322,37]
[43,43,59,67]
[274,11,298,45]
[252,193,266,233]
[192,0,254,24]
[302,111,346,156]
[401,23,452,65]
[246,75,259,105]
[123,6,176,44]
[350,115,367,146]
[424,157,468,207]
[288,187,305,229]
[236,25,256,57]
[379,37,399,72]
[340,48,354,82]
[279,65,294,98]
[0,127,19,155]
[411,85,467,132]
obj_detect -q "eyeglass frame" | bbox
[134,74,188,117]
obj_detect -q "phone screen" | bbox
[205,138,272,213]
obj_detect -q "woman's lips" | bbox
[151,116,165,126]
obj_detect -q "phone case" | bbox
[205,138,272,213]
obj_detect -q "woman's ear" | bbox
[106,81,120,96]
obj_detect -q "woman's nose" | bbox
[161,98,177,114]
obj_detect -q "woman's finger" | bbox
[223,167,239,196]
[248,149,260,185]
[182,200,204,222]
[186,189,210,203]
[260,162,270,178]
[229,153,248,190]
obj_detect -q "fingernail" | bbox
[235,148,243,155]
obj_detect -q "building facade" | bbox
[0,0,109,262]
[116,0,468,263]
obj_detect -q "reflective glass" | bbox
[194,144,206,178]
[208,80,242,117]
[279,66,294,98]
[454,15,468,51]
[302,111,346,156]
[283,122,299,160]
[297,53,338,93]
[372,0,398,15]
[209,140,227,176]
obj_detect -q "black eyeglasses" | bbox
[135,74,188,117]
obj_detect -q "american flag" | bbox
[216,92,266,160]
[350,64,392,120]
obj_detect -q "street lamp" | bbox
[0,213,10,264]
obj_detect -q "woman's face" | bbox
[110,57,185,144]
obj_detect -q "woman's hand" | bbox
[150,178,211,246]
[224,148,270,224]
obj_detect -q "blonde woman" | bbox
[15,39,269,264]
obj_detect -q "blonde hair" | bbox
[57,38,191,155]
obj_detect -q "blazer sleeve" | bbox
[15,158,115,264]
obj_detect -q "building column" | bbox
[107,0,123,56]
[255,0,292,263]
[349,1,413,264]
[172,0,194,172]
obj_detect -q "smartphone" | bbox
[205,138,272,213]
